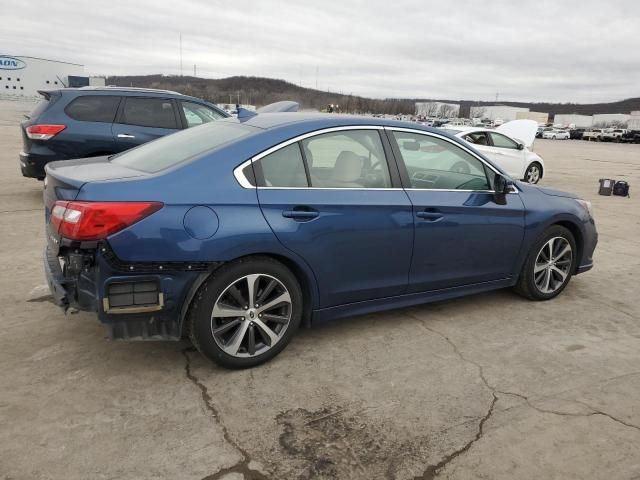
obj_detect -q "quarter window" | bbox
[64,95,121,123]
[256,143,308,187]
[489,132,518,149]
[392,131,491,191]
[300,130,391,188]
[120,97,178,129]
[181,101,225,128]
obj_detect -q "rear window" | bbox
[111,122,255,173]
[65,95,121,123]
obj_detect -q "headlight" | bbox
[576,199,594,218]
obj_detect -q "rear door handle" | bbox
[117,133,136,139]
[416,211,443,222]
[282,209,319,221]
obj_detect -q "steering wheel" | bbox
[450,161,470,174]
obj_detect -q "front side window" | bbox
[256,143,308,187]
[120,97,178,129]
[392,131,490,191]
[489,132,518,149]
[65,95,120,123]
[181,101,225,128]
[300,130,391,188]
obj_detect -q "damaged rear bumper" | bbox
[43,243,217,341]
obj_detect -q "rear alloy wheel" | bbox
[189,257,302,368]
[514,226,576,300]
[524,163,542,184]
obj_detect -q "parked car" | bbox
[20,87,229,179]
[602,128,628,142]
[542,129,570,140]
[443,120,545,184]
[620,130,640,143]
[582,129,604,141]
[43,113,597,368]
[569,128,585,140]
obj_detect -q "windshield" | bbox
[111,122,256,173]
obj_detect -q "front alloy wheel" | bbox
[524,163,542,184]
[533,237,572,294]
[514,225,576,301]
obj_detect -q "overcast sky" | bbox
[1,0,639,103]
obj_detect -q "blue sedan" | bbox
[43,112,597,368]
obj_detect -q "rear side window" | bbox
[65,95,120,123]
[111,122,255,173]
[120,97,178,129]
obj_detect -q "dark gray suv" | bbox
[20,87,228,179]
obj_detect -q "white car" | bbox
[443,120,545,184]
[542,129,570,140]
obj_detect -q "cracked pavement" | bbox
[1,100,640,479]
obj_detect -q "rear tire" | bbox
[514,226,577,301]
[188,256,303,368]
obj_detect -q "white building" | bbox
[0,55,97,99]
[415,101,460,118]
[471,105,530,122]
[553,114,593,128]
[592,113,630,127]
[515,111,549,124]
[628,111,640,130]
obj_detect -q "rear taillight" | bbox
[26,124,66,140]
[51,201,163,241]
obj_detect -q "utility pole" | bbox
[495,92,499,102]
[237,91,240,105]
[179,33,183,76]
[193,64,196,77]
[315,66,318,90]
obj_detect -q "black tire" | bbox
[188,256,303,368]
[514,225,577,301]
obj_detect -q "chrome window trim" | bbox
[386,127,519,194]
[232,124,519,194]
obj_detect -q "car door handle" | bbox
[117,133,136,139]
[416,211,443,222]
[282,209,319,221]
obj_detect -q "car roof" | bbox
[219,112,445,133]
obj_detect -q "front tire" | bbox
[514,226,576,301]
[188,257,303,368]
[523,162,542,184]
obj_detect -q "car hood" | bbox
[496,120,538,149]
[528,184,579,199]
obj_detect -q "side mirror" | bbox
[494,173,514,194]
[517,143,525,150]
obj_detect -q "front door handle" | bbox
[416,211,443,222]
[117,133,136,139]
[282,209,319,221]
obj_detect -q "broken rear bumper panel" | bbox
[44,244,217,341]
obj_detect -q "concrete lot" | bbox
[1,100,639,480]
